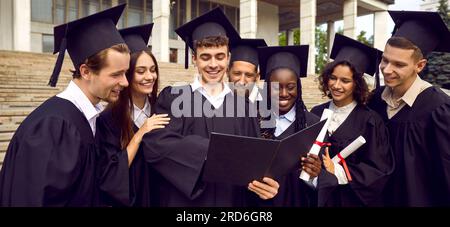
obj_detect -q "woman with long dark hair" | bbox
[96,24,170,207]
[311,34,394,207]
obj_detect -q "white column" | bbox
[240,0,257,38]
[287,29,295,45]
[300,0,316,75]
[373,11,390,50]
[13,0,31,51]
[0,0,14,50]
[256,1,278,46]
[186,0,192,21]
[343,0,357,39]
[327,21,335,60]
[152,0,170,62]
[111,0,119,6]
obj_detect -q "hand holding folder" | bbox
[202,120,326,186]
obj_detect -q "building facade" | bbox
[421,0,450,11]
[0,0,394,75]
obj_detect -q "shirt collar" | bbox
[63,81,104,121]
[279,105,296,122]
[382,75,432,107]
[190,75,233,97]
[329,100,357,113]
[133,97,151,121]
[248,84,263,103]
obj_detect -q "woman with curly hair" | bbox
[311,34,394,207]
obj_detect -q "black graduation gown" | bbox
[141,85,261,207]
[368,86,450,207]
[96,109,162,207]
[0,96,98,207]
[254,111,320,207]
[311,102,394,207]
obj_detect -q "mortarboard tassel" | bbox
[375,61,381,90]
[48,37,67,87]
[184,36,189,69]
[375,55,381,90]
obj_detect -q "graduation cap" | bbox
[258,45,309,80]
[119,23,153,54]
[49,4,126,87]
[330,33,381,76]
[389,10,450,56]
[175,7,241,69]
[442,83,450,90]
[230,38,267,67]
[202,120,326,185]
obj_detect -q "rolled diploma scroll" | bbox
[299,108,334,181]
[331,136,366,163]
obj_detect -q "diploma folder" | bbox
[202,120,326,186]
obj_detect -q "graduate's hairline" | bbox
[71,43,130,78]
[386,37,424,62]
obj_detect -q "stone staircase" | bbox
[0,50,327,167]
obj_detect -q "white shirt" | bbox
[57,81,104,136]
[274,106,296,137]
[190,76,232,109]
[132,97,151,128]
[381,75,432,119]
[274,106,318,187]
[327,101,357,135]
[326,100,358,185]
[248,85,263,103]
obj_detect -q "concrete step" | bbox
[0,108,36,117]
[0,151,5,167]
[0,124,19,133]
[0,141,9,153]
[0,116,27,125]
[0,132,14,142]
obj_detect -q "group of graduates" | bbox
[0,3,449,207]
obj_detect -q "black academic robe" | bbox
[141,85,261,207]
[0,96,99,207]
[368,86,450,207]
[254,111,321,207]
[311,102,394,207]
[96,109,162,207]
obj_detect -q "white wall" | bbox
[0,0,14,50]
[257,1,279,46]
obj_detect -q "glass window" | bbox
[54,0,66,25]
[170,48,178,63]
[117,0,127,28]
[68,0,79,22]
[42,34,54,53]
[225,6,237,30]
[82,0,100,17]
[145,0,152,23]
[128,0,143,27]
[199,0,210,15]
[102,0,112,10]
[191,0,198,19]
[169,0,178,39]
[31,0,53,23]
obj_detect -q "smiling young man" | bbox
[368,11,450,207]
[139,8,279,207]
[0,4,130,207]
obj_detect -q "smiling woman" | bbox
[311,34,394,207]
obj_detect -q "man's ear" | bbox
[416,58,427,74]
[256,72,261,82]
[79,64,92,81]
[192,52,197,67]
